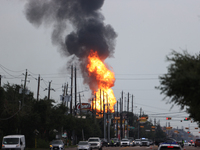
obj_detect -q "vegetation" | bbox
[156,50,200,126]
[0,83,166,148]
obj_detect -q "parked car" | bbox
[108,138,120,147]
[88,137,102,150]
[120,138,130,147]
[195,139,200,147]
[77,141,91,150]
[50,140,65,150]
[101,138,108,147]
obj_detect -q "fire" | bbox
[87,50,116,113]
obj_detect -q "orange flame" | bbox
[87,50,116,113]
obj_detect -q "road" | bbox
[68,145,200,150]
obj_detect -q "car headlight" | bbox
[59,145,63,148]
[16,144,20,147]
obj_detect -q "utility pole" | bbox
[22,69,28,107]
[74,66,77,115]
[70,65,73,115]
[0,74,1,87]
[47,81,52,100]
[107,94,110,142]
[117,101,118,139]
[36,74,40,101]
[127,92,129,112]
[132,95,133,113]
[79,93,81,116]
[62,83,66,104]
[120,97,123,140]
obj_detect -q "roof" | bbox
[3,135,25,138]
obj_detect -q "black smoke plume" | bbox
[25,0,117,91]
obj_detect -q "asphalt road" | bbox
[67,145,200,150]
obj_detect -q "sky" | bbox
[0,0,200,137]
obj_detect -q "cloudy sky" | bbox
[0,0,200,136]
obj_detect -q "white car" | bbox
[120,138,130,147]
[134,139,141,145]
[140,138,150,147]
[88,137,102,150]
[158,142,182,150]
[77,141,90,150]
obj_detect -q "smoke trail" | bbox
[25,0,117,91]
[25,0,117,58]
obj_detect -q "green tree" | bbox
[156,50,200,124]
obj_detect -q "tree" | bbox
[156,50,200,125]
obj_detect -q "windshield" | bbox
[122,139,129,141]
[135,139,140,141]
[78,141,88,145]
[88,139,99,142]
[3,138,19,144]
[51,140,63,144]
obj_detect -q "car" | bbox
[195,139,200,147]
[101,138,108,147]
[128,137,135,146]
[191,142,195,146]
[108,138,120,147]
[77,141,91,150]
[140,138,150,147]
[158,139,182,150]
[88,137,102,150]
[134,139,141,146]
[49,140,65,150]
[120,138,130,147]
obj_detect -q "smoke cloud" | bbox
[25,0,117,91]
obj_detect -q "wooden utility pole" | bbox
[37,74,40,101]
[22,69,28,106]
[74,66,77,115]
[0,74,1,87]
[132,95,134,113]
[127,92,129,112]
[47,81,52,100]
[116,101,118,139]
[70,65,73,115]
[120,97,122,140]
[79,93,81,116]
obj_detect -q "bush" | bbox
[36,138,49,148]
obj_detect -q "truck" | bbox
[2,135,25,150]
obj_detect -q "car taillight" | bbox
[167,146,174,148]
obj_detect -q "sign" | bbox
[166,127,172,130]
[115,117,120,120]
[76,103,91,110]
[151,126,155,128]
[128,126,135,129]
